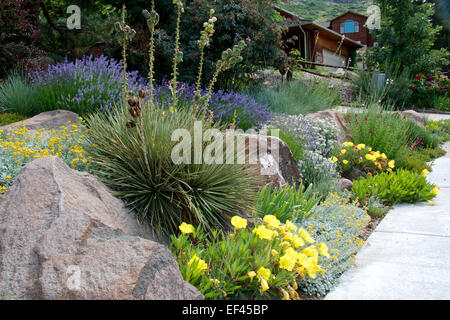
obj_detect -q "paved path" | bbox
[326,142,450,300]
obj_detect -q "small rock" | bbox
[333,178,354,191]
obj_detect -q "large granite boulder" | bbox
[0,156,202,300]
[306,109,352,145]
[240,134,301,187]
[0,110,81,132]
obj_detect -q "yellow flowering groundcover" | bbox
[170,216,331,300]
[0,120,89,193]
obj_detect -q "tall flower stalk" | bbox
[114,5,136,107]
[194,9,217,106]
[143,0,159,110]
[171,0,184,107]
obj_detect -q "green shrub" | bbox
[254,183,319,224]
[352,169,440,206]
[346,105,443,172]
[0,72,38,115]
[297,193,370,297]
[247,80,341,115]
[426,119,450,141]
[170,216,331,300]
[0,113,28,127]
[266,128,303,162]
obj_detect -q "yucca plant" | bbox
[85,1,258,237]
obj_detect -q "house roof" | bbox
[330,11,368,22]
[300,21,363,48]
[273,5,363,49]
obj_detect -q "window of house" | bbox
[340,20,359,33]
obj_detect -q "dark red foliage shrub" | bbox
[0,0,45,77]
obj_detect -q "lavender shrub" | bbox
[154,81,272,130]
[29,55,146,115]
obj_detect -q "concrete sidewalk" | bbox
[326,143,450,300]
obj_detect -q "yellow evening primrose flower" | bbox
[331,156,338,163]
[356,144,366,150]
[388,160,395,169]
[179,222,195,234]
[263,215,280,229]
[257,267,271,281]
[298,228,314,243]
[231,216,247,230]
[381,153,387,160]
[253,225,277,240]
[343,160,349,165]
[343,142,354,147]
[285,220,298,232]
[188,254,208,273]
[279,253,296,271]
[432,186,440,196]
[421,169,430,177]
[247,271,256,280]
[340,149,347,155]
[317,243,331,258]
[271,249,278,256]
[259,278,270,292]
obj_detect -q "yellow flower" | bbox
[280,288,290,300]
[381,153,387,160]
[179,222,195,234]
[285,220,298,232]
[209,278,220,285]
[432,186,440,196]
[259,278,270,292]
[257,267,271,281]
[6,176,12,179]
[271,249,278,256]
[317,243,331,258]
[263,215,280,229]
[365,154,376,162]
[231,216,247,230]
[388,160,395,169]
[343,142,354,147]
[298,228,314,243]
[331,156,338,163]
[279,253,297,271]
[253,225,277,240]
[421,169,430,177]
[356,144,366,150]
[188,254,208,273]
[247,271,256,280]
[343,160,349,165]
[169,106,175,114]
[340,149,347,155]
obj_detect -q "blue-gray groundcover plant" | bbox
[263,114,339,185]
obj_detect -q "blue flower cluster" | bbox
[29,55,146,114]
[154,81,272,130]
[28,55,271,129]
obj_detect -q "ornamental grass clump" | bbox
[170,216,331,300]
[85,2,258,237]
[352,169,440,206]
[0,121,89,194]
[297,193,370,297]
